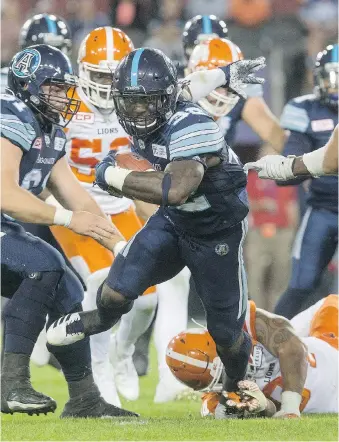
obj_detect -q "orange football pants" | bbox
[50,206,155,294]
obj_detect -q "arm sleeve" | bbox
[1,96,37,152]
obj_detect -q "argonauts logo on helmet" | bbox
[12,48,41,78]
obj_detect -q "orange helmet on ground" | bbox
[188,38,243,117]
[166,328,223,391]
[78,26,134,109]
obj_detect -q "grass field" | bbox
[2,344,338,441]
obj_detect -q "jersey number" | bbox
[22,169,50,190]
[70,137,129,168]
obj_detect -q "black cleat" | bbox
[60,393,139,419]
[1,383,57,415]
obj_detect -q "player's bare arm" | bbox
[241,97,287,153]
[134,200,158,221]
[1,137,57,224]
[102,159,205,206]
[47,156,123,247]
[255,308,308,416]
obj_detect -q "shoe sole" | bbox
[2,400,57,416]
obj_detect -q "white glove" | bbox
[244,155,296,180]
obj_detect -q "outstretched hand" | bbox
[223,57,266,98]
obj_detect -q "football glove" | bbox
[94,151,124,198]
[221,57,266,99]
[244,155,296,180]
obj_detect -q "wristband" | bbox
[104,166,132,191]
[53,207,73,227]
[280,391,302,415]
[302,146,326,177]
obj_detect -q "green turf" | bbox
[2,344,338,441]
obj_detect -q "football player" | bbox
[269,44,338,319]
[47,47,266,414]
[47,26,159,405]
[166,295,338,418]
[1,44,136,418]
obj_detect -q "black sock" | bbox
[217,330,252,392]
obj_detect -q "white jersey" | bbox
[244,301,338,413]
[65,86,133,214]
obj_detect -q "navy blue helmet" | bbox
[182,15,228,61]
[314,44,338,110]
[19,14,72,58]
[8,44,80,127]
[112,48,178,138]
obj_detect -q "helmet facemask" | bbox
[314,62,338,110]
[79,60,116,110]
[28,76,80,127]
[113,88,177,138]
[199,86,239,118]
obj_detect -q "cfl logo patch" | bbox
[215,243,229,256]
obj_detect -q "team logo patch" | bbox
[12,48,41,78]
[215,243,229,256]
[32,137,42,149]
[311,119,334,132]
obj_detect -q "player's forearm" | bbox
[184,69,226,102]
[1,186,57,225]
[278,336,308,394]
[134,200,158,221]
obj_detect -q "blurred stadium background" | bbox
[1,0,338,324]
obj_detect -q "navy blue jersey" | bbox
[280,94,338,212]
[1,94,66,197]
[131,101,248,235]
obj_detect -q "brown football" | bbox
[115,151,154,171]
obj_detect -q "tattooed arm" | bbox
[255,309,308,417]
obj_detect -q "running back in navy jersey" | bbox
[280,94,338,212]
[1,94,66,198]
[132,100,248,235]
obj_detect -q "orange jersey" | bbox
[244,296,338,413]
[64,86,133,214]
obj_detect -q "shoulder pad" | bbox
[1,94,38,152]
[168,103,225,159]
[280,97,311,133]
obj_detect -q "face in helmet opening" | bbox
[113,92,174,137]
[79,63,115,110]
[35,79,80,127]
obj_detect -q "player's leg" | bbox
[47,211,185,344]
[274,208,338,318]
[1,220,136,418]
[51,225,121,406]
[184,219,252,394]
[108,208,158,401]
[153,267,191,403]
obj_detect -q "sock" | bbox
[83,269,112,364]
[154,268,190,379]
[217,330,252,392]
[115,293,157,358]
[274,288,311,319]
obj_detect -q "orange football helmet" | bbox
[188,38,243,117]
[78,26,134,109]
[166,328,223,392]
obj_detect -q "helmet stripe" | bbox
[331,44,338,63]
[105,26,114,62]
[202,15,212,34]
[130,48,144,86]
[45,15,57,34]
[166,348,213,370]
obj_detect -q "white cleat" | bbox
[31,329,50,367]
[154,372,190,403]
[109,334,139,401]
[46,313,85,346]
[92,360,121,407]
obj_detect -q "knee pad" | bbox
[4,271,63,354]
[97,282,134,323]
